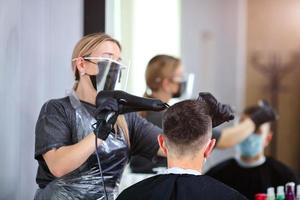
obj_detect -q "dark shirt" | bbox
[130,110,166,173]
[145,110,163,128]
[34,97,162,188]
[117,174,247,200]
[206,157,300,199]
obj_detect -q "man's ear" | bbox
[204,139,216,158]
[264,132,273,147]
[158,134,168,156]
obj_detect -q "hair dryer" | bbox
[96,90,169,114]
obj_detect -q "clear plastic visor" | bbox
[85,57,129,92]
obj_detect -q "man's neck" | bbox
[240,152,264,164]
[167,155,203,173]
[236,153,266,168]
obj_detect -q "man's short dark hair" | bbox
[162,100,212,152]
[243,105,272,131]
[243,105,260,116]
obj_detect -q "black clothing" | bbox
[145,110,163,128]
[117,174,247,200]
[35,97,162,189]
[130,110,166,173]
[206,157,300,200]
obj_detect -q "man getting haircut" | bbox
[117,94,247,200]
[206,102,299,199]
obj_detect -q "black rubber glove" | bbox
[250,100,278,128]
[197,92,235,127]
[93,97,119,140]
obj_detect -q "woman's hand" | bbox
[93,97,119,140]
[197,92,234,127]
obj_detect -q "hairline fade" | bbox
[162,99,212,155]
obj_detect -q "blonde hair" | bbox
[145,54,181,97]
[71,33,129,146]
[71,33,121,83]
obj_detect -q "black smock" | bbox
[34,96,162,199]
[206,157,300,200]
[116,174,247,200]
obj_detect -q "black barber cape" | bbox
[206,157,300,200]
[116,174,247,200]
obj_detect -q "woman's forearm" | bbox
[216,118,255,149]
[43,133,102,177]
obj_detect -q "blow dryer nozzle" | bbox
[96,90,169,114]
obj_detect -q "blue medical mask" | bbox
[238,133,263,157]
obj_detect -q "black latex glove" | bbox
[250,100,278,128]
[93,97,119,140]
[197,92,235,127]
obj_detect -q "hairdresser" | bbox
[34,33,168,200]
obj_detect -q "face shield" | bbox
[172,73,195,99]
[84,57,129,92]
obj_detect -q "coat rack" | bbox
[250,50,300,157]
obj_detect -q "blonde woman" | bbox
[130,55,184,174]
[142,55,184,127]
[34,33,162,200]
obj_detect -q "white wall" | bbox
[181,0,247,169]
[0,0,82,199]
[106,0,181,96]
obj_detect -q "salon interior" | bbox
[0,0,300,199]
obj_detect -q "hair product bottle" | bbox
[285,184,295,200]
[256,193,267,200]
[267,187,275,200]
[276,186,285,200]
[296,185,300,200]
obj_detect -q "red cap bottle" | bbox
[255,193,267,200]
